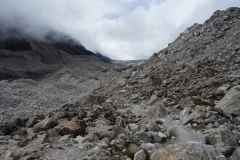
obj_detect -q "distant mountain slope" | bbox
[95,52,112,62]
[0,29,102,80]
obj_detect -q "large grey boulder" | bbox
[220,126,238,147]
[134,149,146,160]
[215,85,240,115]
[181,111,202,125]
[151,141,226,160]
[230,147,240,160]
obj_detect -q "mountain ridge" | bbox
[0,29,111,80]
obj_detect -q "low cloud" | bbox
[0,0,240,60]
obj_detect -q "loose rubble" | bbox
[1,7,240,160]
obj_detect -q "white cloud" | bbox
[0,0,240,60]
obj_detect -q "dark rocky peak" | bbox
[0,27,101,80]
[0,37,32,51]
[0,28,32,51]
[0,28,95,55]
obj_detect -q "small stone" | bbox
[217,84,230,93]
[85,133,99,142]
[142,143,156,151]
[126,123,138,133]
[180,107,190,117]
[155,119,163,124]
[158,132,166,139]
[147,122,160,132]
[181,111,201,125]
[218,118,227,125]
[133,131,150,143]
[73,136,85,144]
[17,140,28,147]
[59,135,71,142]
[213,122,220,128]
[206,111,218,118]
[116,117,126,128]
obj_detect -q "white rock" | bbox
[158,132,166,139]
[126,123,138,133]
[217,84,230,93]
[180,107,190,117]
[142,143,156,151]
[59,135,71,142]
[74,136,85,144]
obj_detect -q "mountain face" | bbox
[1,7,240,160]
[95,52,112,62]
[0,30,102,80]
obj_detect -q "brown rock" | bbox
[59,120,86,137]
[26,118,38,128]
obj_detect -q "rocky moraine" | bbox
[1,7,240,160]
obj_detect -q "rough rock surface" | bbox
[1,7,240,160]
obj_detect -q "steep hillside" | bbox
[95,52,112,62]
[0,29,138,124]
[1,7,240,160]
[0,29,114,80]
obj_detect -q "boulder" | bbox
[220,127,238,147]
[230,147,240,160]
[181,111,202,125]
[87,125,126,140]
[147,122,160,132]
[59,120,86,137]
[51,111,69,119]
[33,118,57,130]
[215,85,240,114]
[26,118,38,128]
[151,141,226,160]
[192,96,215,106]
[9,118,25,128]
[217,84,230,93]
[129,144,140,153]
[11,134,49,159]
[134,149,146,160]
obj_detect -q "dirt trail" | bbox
[117,104,204,145]
[164,116,204,145]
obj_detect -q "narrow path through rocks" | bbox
[164,117,204,145]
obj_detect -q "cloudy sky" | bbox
[0,0,240,60]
